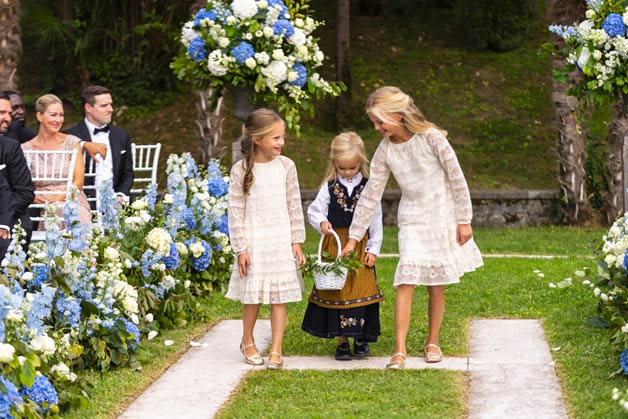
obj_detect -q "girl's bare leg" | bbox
[242,303,261,356]
[426,285,445,352]
[269,303,287,362]
[392,284,415,360]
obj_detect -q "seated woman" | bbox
[21,94,92,227]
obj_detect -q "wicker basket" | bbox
[313,230,348,291]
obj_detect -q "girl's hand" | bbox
[364,253,377,267]
[320,221,333,235]
[292,243,305,266]
[341,239,357,257]
[456,224,473,245]
[237,252,251,278]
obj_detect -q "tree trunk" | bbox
[605,100,628,222]
[335,0,351,129]
[0,0,21,90]
[549,0,591,224]
[195,86,226,164]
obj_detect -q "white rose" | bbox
[586,9,596,19]
[189,242,205,258]
[131,199,148,210]
[30,335,56,355]
[295,18,304,28]
[605,254,617,266]
[263,26,274,38]
[272,49,285,60]
[314,50,325,63]
[0,343,15,362]
[163,194,174,204]
[176,242,188,256]
[592,50,602,60]
[34,252,47,260]
[219,37,230,48]
[257,0,268,9]
[245,57,257,69]
[287,71,298,82]
[104,247,120,260]
[226,15,237,25]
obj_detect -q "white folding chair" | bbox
[82,150,100,213]
[23,149,78,241]
[131,143,161,196]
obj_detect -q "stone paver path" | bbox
[119,319,567,419]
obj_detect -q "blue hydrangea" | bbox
[183,207,196,230]
[0,376,20,418]
[161,243,180,270]
[20,375,58,413]
[231,41,255,64]
[621,349,628,375]
[290,62,307,87]
[273,19,295,36]
[268,0,289,17]
[120,318,140,351]
[188,37,207,62]
[194,8,217,27]
[602,13,626,38]
[215,213,229,236]
[207,177,228,197]
[141,249,162,277]
[187,238,212,271]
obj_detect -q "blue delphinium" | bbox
[26,264,48,292]
[0,376,21,418]
[120,318,140,351]
[548,24,576,39]
[55,292,81,328]
[98,179,120,234]
[188,37,207,62]
[206,160,222,179]
[194,8,217,27]
[145,183,158,211]
[20,375,58,413]
[140,250,162,278]
[602,13,626,38]
[207,177,228,197]
[25,285,55,337]
[161,243,180,270]
[231,41,255,64]
[290,63,307,87]
[273,19,295,36]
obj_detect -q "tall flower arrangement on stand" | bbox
[171,0,344,133]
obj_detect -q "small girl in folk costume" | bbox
[226,109,306,370]
[301,132,384,360]
[342,86,483,369]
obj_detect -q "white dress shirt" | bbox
[307,172,383,256]
[84,119,114,187]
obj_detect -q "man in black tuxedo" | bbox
[2,90,36,143]
[0,93,35,259]
[65,85,134,207]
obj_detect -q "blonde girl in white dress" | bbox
[342,86,483,369]
[226,109,306,370]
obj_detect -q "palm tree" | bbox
[549,0,591,224]
[0,0,21,89]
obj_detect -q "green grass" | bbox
[66,227,627,418]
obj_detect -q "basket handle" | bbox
[317,229,343,264]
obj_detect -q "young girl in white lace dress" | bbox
[226,109,306,370]
[342,86,483,369]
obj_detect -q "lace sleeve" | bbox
[282,157,306,244]
[425,129,473,224]
[227,161,247,254]
[349,141,390,241]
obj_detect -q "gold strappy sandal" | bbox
[385,352,406,370]
[240,341,264,365]
[424,344,443,363]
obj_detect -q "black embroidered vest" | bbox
[327,177,368,228]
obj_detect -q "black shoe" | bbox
[335,342,352,361]
[353,339,370,359]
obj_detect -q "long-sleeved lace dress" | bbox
[225,155,306,304]
[349,128,483,286]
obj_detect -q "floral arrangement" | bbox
[0,154,233,417]
[171,0,344,133]
[549,0,628,102]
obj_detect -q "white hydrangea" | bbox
[113,280,139,314]
[131,199,148,210]
[30,334,56,355]
[146,228,172,255]
[51,362,77,382]
[181,21,198,47]
[262,60,288,87]
[255,52,270,65]
[287,28,306,46]
[208,49,229,76]
[0,343,15,362]
[232,0,258,19]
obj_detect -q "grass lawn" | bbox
[66,227,626,418]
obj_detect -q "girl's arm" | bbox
[283,157,306,245]
[347,142,390,243]
[426,129,473,225]
[307,184,331,233]
[227,162,248,256]
[365,201,383,256]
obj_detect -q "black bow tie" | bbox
[93,125,109,135]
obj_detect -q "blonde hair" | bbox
[320,131,370,187]
[365,86,447,136]
[240,108,284,196]
[35,94,63,114]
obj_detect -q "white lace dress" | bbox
[225,155,306,304]
[349,128,483,286]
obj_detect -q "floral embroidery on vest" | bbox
[331,181,365,213]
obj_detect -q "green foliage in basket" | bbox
[300,251,363,278]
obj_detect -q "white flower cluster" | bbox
[146,227,173,255]
[601,214,628,269]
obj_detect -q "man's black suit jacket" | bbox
[0,135,35,233]
[5,121,36,144]
[65,122,134,197]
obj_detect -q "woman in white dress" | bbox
[226,109,306,370]
[342,86,483,368]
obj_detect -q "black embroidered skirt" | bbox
[301,301,380,341]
